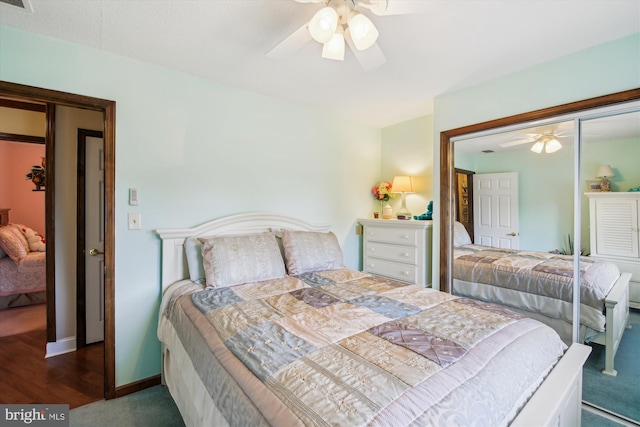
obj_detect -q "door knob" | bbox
[506,232,518,236]
[89,248,104,256]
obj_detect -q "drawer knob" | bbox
[402,271,409,276]
[402,252,409,257]
[369,247,375,252]
[401,234,409,239]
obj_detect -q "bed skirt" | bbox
[0,291,46,310]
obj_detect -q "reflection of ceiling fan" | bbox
[500,131,572,154]
[267,0,428,70]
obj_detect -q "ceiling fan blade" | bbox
[345,29,386,71]
[499,137,537,148]
[266,23,312,59]
[359,0,432,16]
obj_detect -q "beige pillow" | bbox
[281,230,344,275]
[0,225,29,263]
[199,233,286,288]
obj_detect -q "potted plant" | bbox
[26,158,45,190]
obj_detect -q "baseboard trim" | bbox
[45,336,76,358]
[114,375,162,399]
[582,401,640,426]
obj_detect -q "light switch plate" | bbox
[129,188,139,205]
[128,213,141,230]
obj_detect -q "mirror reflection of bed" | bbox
[447,101,640,422]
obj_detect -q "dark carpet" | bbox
[582,308,640,423]
[70,385,184,427]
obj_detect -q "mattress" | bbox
[159,268,567,426]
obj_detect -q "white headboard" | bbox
[155,212,331,293]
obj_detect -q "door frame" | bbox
[0,81,116,399]
[76,129,104,349]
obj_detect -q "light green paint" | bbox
[380,115,434,217]
[0,25,381,386]
[459,137,640,253]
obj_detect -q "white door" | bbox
[85,136,104,344]
[473,172,519,248]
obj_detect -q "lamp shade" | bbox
[309,7,339,43]
[530,141,544,154]
[321,26,345,61]
[348,13,378,51]
[596,165,615,178]
[392,176,414,193]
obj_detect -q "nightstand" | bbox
[358,218,433,287]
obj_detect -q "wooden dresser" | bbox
[0,208,9,226]
[359,218,433,287]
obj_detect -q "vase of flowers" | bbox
[372,181,394,218]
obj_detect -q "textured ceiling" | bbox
[0,0,638,128]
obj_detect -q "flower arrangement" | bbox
[372,181,394,202]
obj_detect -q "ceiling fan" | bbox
[267,0,429,71]
[499,130,572,154]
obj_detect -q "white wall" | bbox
[0,25,382,386]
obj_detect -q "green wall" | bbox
[458,137,640,253]
[0,25,382,386]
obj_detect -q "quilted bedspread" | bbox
[176,268,566,426]
[453,245,620,332]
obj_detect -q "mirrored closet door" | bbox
[578,109,639,422]
[440,90,640,422]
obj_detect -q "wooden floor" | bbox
[0,328,104,409]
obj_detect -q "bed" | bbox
[0,224,46,309]
[156,212,591,427]
[451,221,630,376]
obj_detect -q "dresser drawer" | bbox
[364,226,418,246]
[363,258,418,284]
[365,241,417,265]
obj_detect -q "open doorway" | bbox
[0,81,116,400]
[0,99,47,333]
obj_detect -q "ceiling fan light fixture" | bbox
[309,6,339,43]
[530,141,544,154]
[348,12,378,51]
[322,26,345,61]
[545,138,562,153]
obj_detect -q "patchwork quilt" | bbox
[453,245,620,331]
[165,268,567,427]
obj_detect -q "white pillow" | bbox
[199,233,286,288]
[453,221,473,246]
[281,230,344,275]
